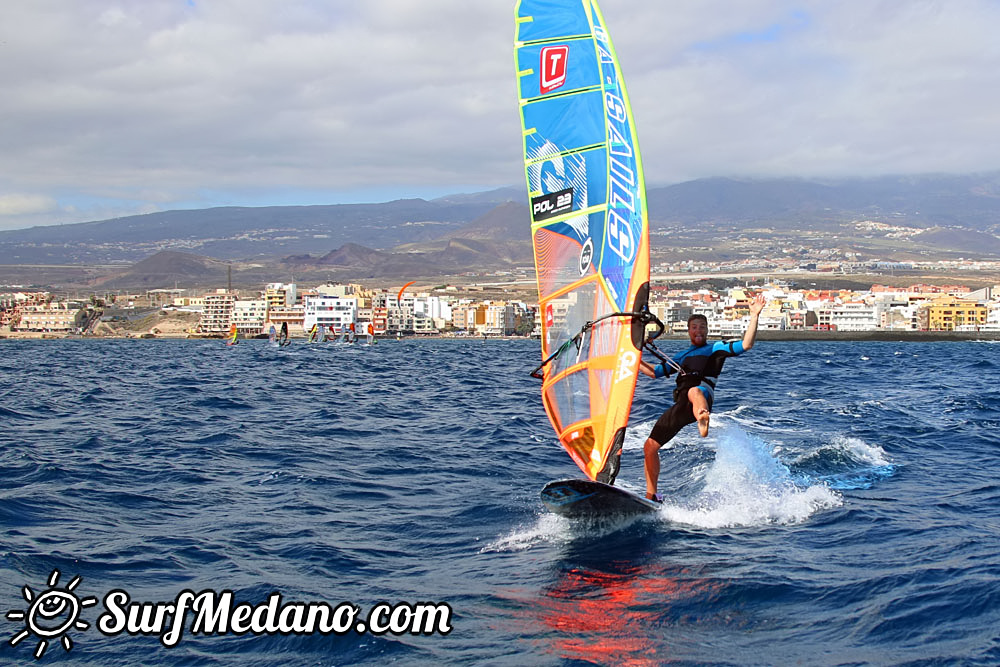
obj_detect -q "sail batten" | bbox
[516,0,650,481]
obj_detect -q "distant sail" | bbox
[397,281,416,303]
[268,324,277,344]
[279,321,289,346]
[226,323,239,346]
[309,323,326,343]
[515,0,650,480]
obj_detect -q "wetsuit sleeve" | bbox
[653,363,667,378]
[713,340,745,356]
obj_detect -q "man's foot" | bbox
[696,409,710,437]
[645,492,663,503]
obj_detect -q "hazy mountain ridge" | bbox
[0,198,514,265]
[285,202,533,279]
[646,173,1000,230]
[3,173,1000,288]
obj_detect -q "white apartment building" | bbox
[708,315,746,338]
[989,302,1000,327]
[198,291,237,334]
[372,291,412,333]
[414,295,452,322]
[413,315,436,334]
[303,294,358,333]
[817,301,879,331]
[880,302,920,330]
[232,299,267,337]
[484,302,517,335]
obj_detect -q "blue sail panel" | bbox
[522,89,606,157]
[515,0,591,43]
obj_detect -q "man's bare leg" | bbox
[688,387,710,437]
[644,437,662,500]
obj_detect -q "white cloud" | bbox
[0,194,58,216]
[0,0,998,231]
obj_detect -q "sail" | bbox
[309,323,327,343]
[226,324,239,345]
[279,322,289,345]
[269,325,277,344]
[515,0,650,480]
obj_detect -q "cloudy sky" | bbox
[1,0,998,231]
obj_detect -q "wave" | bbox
[659,424,842,528]
[788,434,896,490]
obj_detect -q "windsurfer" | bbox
[639,294,766,501]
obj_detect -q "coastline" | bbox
[3,330,1000,342]
[662,330,1000,342]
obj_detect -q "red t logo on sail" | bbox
[539,46,569,93]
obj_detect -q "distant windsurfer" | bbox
[639,294,766,502]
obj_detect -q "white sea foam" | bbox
[622,420,654,451]
[481,510,649,553]
[827,434,892,467]
[481,513,569,552]
[659,424,841,529]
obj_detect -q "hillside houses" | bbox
[3,280,999,337]
[643,283,999,335]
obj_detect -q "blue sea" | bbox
[1,338,998,665]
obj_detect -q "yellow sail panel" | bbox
[517,0,650,480]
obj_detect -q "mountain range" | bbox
[2,173,1000,289]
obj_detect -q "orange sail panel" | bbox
[515,0,650,480]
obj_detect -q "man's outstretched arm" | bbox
[742,294,767,351]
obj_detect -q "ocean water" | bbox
[1,338,998,665]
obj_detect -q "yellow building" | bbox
[920,298,988,331]
[264,283,297,308]
[17,302,88,332]
[452,303,487,332]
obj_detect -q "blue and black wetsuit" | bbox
[647,340,745,445]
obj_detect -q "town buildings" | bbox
[3,279,1000,337]
[180,283,534,338]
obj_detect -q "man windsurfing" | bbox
[639,293,767,501]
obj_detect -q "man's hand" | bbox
[749,293,766,317]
